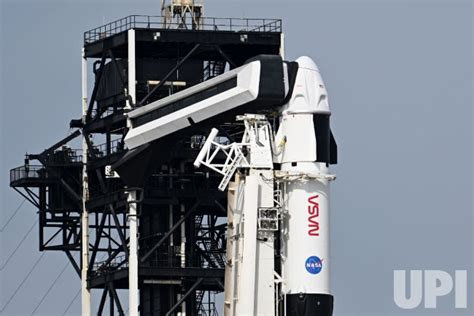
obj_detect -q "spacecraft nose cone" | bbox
[296,56,320,72]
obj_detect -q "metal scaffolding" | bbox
[9,13,282,315]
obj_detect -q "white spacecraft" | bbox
[121,55,337,315]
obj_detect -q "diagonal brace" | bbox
[140,201,200,262]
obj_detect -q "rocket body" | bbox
[282,163,330,293]
[281,163,333,315]
[192,55,337,316]
[275,56,336,315]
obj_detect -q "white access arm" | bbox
[124,56,287,150]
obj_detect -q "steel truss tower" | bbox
[9,14,282,315]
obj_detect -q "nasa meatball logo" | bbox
[305,256,323,275]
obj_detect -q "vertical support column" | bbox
[169,166,174,249]
[179,162,186,316]
[127,29,139,316]
[128,190,139,315]
[126,29,136,112]
[109,288,115,316]
[168,167,177,307]
[39,186,46,250]
[279,33,285,59]
[81,47,91,316]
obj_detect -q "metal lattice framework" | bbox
[9,14,282,315]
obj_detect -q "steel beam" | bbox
[89,212,107,269]
[98,287,108,316]
[128,190,139,315]
[138,43,201,106]
[140,200,200,263]
[108,204,129,260]
[214,45,237,68]
[109,282,125,316]
[39,130,81,158]
[165,278,203,316]
[65,250,81,276]
[126,29,136,111]
[86,52,107,121]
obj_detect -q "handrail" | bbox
[90,138,124,158]
[10,165,49,183]
[84,15,282,44]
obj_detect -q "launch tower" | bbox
[9,3,283,315]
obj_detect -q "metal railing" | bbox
[90,139,124,158]
[84,15,282,44]
[48,149,83,165]
[93,254,128,275]
[10,165,49,183]
[198,301,218,316]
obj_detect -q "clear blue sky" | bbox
[1,0,472,315]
